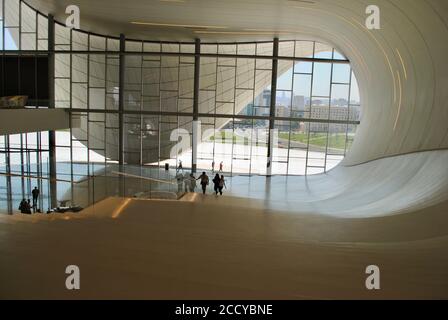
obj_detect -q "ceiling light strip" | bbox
[130,21,227,29]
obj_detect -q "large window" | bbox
[0,1,362,208]
[47,29,360,176]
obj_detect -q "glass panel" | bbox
[216,66,236,103]
[250,127,268,175]
[126,40,142,52]
[279,41,295,57]
[5,0,20,27]
[256,42,273,56]
[90,35,106,51]
[232,119,252,174]
[333,50,347,60]
[312,63,332,97]
[277,60,293,91]
[272,121,288,175]
[276,91,292,118]
[72,30,88,50]
[293,74,311,118]
[287,121,308,175]
[295,41,314,58]
[236,58,255,89]
[294,61,312,74]
[314,42,333,59]
[332,63,351,84]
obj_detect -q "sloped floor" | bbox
[1,195,447,299]
[223,150,448,218]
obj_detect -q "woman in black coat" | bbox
[212,173,221,195]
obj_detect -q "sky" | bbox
[277,59,360,103]
[0,24,17,50]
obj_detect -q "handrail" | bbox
[111,171,177,185]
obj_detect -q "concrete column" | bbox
[48,14,57,208]
[192,120,201,173]
[267,38,279,177]
[192,38,201,173]
[118,34,126,197]
[5,136,13,214]
[118,34,126,166]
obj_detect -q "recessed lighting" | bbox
[130,22,227,29]
[244,28,300,33]
[193,31,295,35]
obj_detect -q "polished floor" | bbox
[0,195,447,299]
[1,150,448,299]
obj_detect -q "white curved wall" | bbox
[283,0,448,166]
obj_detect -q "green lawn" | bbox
[209,131,347,150]
[279,132,347,150]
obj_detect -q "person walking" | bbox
[197,172,209,195]
[211,160,215,173]
[177,160,183,173]
[32,186,40,212]
[176,172,184,193]
[188,173,197,192]
[183,173,190,192]
[212,173,221,195]
[219,161,223,172]
[218,175,227,196]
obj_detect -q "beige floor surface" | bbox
[1,194,447,299]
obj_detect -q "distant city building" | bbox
[292,95,305,111]
[292,95,305,117]
[241,91,360,133]
[253,89,271,116]
[275,105,290,131]
[241,103,254,116]
[305,105,361,133]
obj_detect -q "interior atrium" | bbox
[0,0,447,300]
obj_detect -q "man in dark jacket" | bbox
[197,172,209,195]
[32,186,40,212]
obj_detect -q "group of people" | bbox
[176,172,198,193]
[177,160,225,174]
[211,161,224,173]
[198,172,227,195]
[18,187,40,214]
[176,172,227,196]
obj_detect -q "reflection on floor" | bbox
[1,194,447,299]
[1,150,448,299]
[154,141,343,176]
[224,150,448,218]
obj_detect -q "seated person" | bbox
[18,199,32,214]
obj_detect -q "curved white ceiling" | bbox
[27,0,448,166]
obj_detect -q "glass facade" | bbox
[0,0,361,213]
